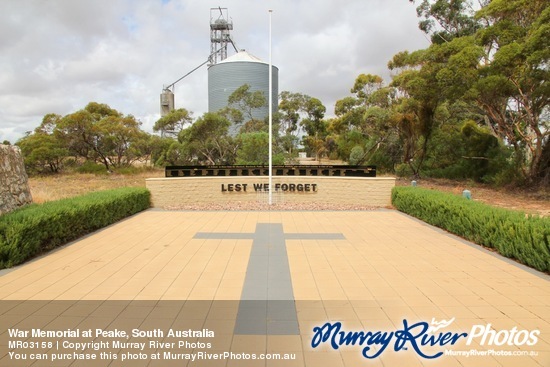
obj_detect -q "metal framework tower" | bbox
[210,7,234,64]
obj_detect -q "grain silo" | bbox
[208,50,279,127]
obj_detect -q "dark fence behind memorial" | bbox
[165,165,376,178]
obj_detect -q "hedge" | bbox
[392,186,550,272]
[0,187,150,269]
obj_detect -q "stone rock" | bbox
[0,144,33,215]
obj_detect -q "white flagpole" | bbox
[268,9,273,205]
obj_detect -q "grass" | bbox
[28,169,164,204]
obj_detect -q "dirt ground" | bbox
[27,169,549,216]
[28,170,164,204]
[395,177,549,217]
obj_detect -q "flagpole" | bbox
[268,9,273,205]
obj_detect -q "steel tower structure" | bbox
[210,7,236,64]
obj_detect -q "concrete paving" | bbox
[0,210,548,366]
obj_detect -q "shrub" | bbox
[392,186,550,272]
[349,146,365,166]
[395,163,413,177]
[76,161,108,174]
[0,187,150,269]
[113,165,157,175]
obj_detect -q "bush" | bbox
[395,163,413,177]
[392,186,550,272]
[76,161,108,174]
[0,187,150,269]
[349,146,365,166]
[113,166,158,175]
[236,132,285,165]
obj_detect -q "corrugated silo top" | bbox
[217,50,266,65]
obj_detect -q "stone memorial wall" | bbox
[0,145,33,215]
[146,176,395,208]
[148,165,394,209]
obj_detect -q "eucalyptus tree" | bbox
[398,0,549,183]
[332,74,401,169]
[178,112,237,165]
[55,102,144,171]
[220,84,268,134]
[472,0,549,183]
[153,108,193,139]
[278,92,327,157]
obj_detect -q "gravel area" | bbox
[162,201,388,211]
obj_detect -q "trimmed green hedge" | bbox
[392,186,550,272]
[0,187,150,269]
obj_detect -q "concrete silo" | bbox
[208,50,279,126]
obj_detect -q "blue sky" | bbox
[0,0,429,143]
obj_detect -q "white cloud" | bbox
[0,0,429,143]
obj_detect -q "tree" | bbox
[95,114,144,167]
[15,113,68,173]
[17,133,67,173]
[411,0,484,44]
[179,113,237,165]
[16,117,68,174]
[331,74,402,170]
[236,132,285,165]
[134,134,173,166]
[471,0,549,183]
[35,113,62,135]
[16,103,163,173]
[278,91,305,137]
[162,141,187,166]
[55,109,97,161]
[55,102,145,170]
[349,145,366,165]
[416,99,514,183]
[388,36,485,176]
[223,84,267,134]
[300,97,327,160]
[278,92,327,155]
[153,108,192,138]
[400,0,549,184]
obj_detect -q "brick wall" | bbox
[146,176,395,208]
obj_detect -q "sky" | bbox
[0,0,429,143]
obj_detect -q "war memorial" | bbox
[0,152,548,366]
[1,3,549,367]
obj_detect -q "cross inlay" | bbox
[194,223,345,335]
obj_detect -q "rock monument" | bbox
[0,144,33,215]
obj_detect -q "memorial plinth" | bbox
[146,165,395,208]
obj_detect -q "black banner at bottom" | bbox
[1,300,545,366]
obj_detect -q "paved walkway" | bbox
[0,210,548,367]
